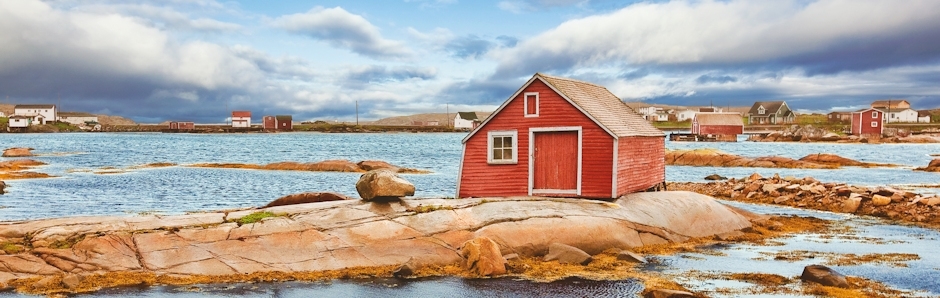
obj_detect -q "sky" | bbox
[1,0,939,123]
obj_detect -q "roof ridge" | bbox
[536,73,605,88]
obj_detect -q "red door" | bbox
[533,131,579,192]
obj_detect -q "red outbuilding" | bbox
[692,113,744,142]
[457,73,665,199]
[851,108,883,136]
[263,115,293,131]
[169,121,195,130]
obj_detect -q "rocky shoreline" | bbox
[745,125,940,143]
[0,192,755,295]
[670,173,940,229]
[666,149,897,169]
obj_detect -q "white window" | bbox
[872,111,878,118]
[524,92,539,117]
[757,106,765,115]
[871,121,878,127]
[487,130,518,164]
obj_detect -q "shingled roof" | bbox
[694,113,743,126]
[457,112,479,121]
[537,73,663,137]
[747,101,787,116]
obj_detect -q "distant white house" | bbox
[7,115,30,129]
[454,112,481,130]
[918,110,932,123]
[0,111,5,117]
[232,111,251,128]
[880,108,919,123]
[13,104,57,125]
[57,112,99,126]
[676,109,697,122]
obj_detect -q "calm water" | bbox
[1,132,939,297]
[1,132,937,220]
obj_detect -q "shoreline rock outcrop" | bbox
[666,149,895,169]
[0,192,751,293]
[669,174,940,227]
[263,192,349,208]
[189,159,429,174]
[915,159,940,172]
[0,159,53,180]
[2,148,34,157]
[745,125,940,143]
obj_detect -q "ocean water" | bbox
[1,132,940,297]
[0,132,938,220]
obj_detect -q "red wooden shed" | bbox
[851,108,883,136]
[692,113,744,142]
[263,115,293,131]
[457,73,665,199]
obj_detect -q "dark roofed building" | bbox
[746,101,794,125]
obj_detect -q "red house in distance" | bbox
[457,73,665,199]
[692,113,744,142]
[263,115,293,131]
[851,108,883,136]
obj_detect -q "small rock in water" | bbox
[800,264,848,288]
[704,174,726,181]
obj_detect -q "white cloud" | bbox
[491,0,940,77]
[272,6,413,59]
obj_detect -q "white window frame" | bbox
[757,106,765,115]
[871,121,878,127]
[487,130,518,165]
[872,111,878,118]
[523,92,539,117]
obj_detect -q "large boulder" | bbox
[263,192,349,208]
[0,180,5,194]
[460,237,507,277]
[2,148,33,157]
[355,170,415,201]
[800,264,849,288]
[543,243,592,265]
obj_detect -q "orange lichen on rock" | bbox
[0,159,53,180]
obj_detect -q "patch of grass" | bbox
[49,235,84,249]
[1,242,23,254]
[235,211,281,225]
[410,205,453,214]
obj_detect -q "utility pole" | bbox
[446,103,449,128]
[355,100,359,126]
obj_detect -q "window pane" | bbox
[503,149,512,160]
[503,136,512,147]
[493,137,502,148]
[493,149,503,160]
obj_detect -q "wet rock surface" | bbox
[800,264,849,288]
[2,148,34,157]
[0,159,53,180]
[915,159,940,172]
[665,149,893,169]
[0,192,750,293]
[670,174,940,228]
[746,125,940,143]
[263,192,349,208]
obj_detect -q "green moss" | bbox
[235,211,281,225]
[411,205,453,214]
[1,242,22,254]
